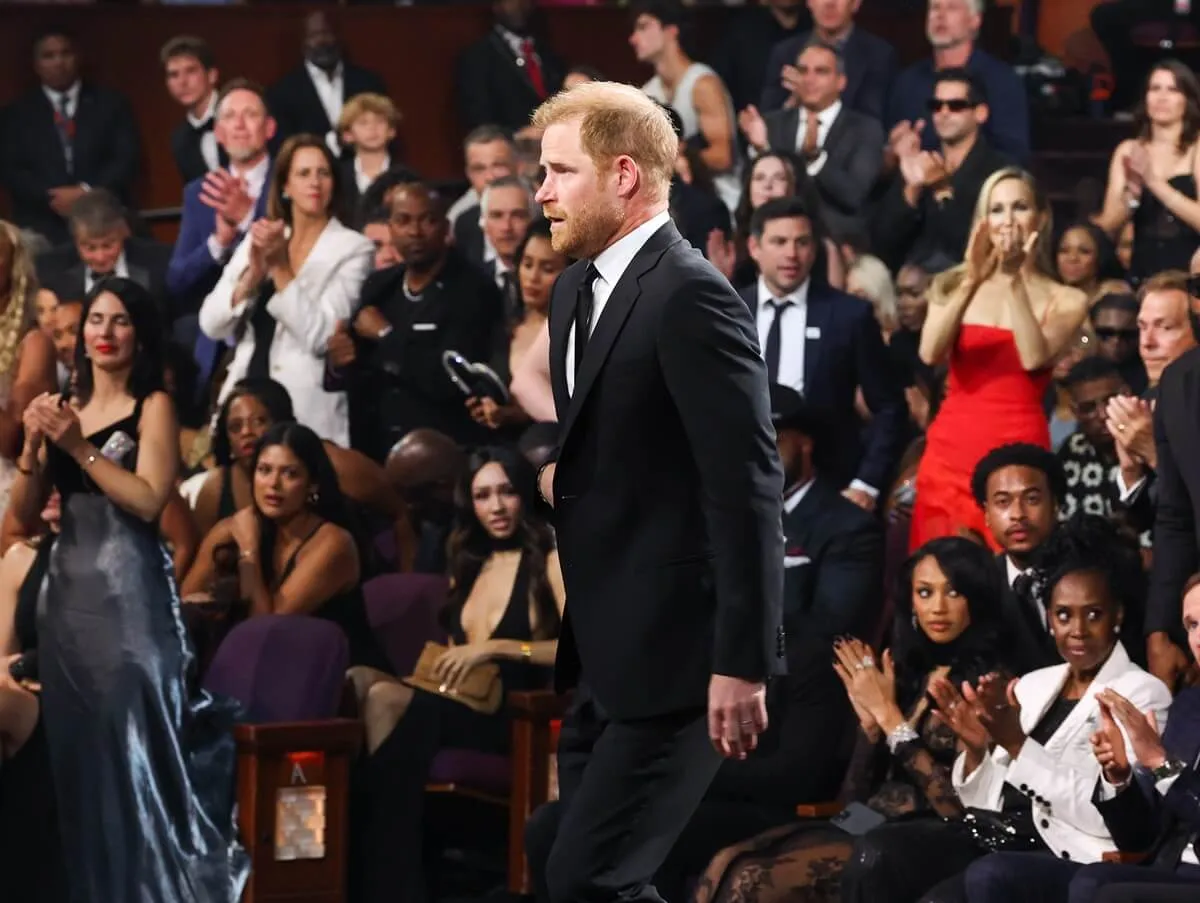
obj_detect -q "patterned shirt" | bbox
[1057,430,1151,548]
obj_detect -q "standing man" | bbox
[532,82,785,902]
[161,35,224,185]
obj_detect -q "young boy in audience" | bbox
[338,93,398,224]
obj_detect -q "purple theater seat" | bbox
[428,748,511,797]
[373,529,397,570]
[362,573,449,674]
[202,615,349,722]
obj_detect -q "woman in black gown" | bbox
[10,277,247,903]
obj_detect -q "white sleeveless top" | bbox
[643,63,742,213]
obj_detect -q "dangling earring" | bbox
[307,489,320,506]
[282,190,290,201]
[912,614,918,629]
[1114,624,1122,635]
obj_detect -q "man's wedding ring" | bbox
[1117,423,1127,432]
[739,719,754,725]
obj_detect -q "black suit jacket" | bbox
[782,477,884,642]
[1148,347,1200,646]
[1,84,140,244]
[737,281,906,491]
[763,105,885,237]
[267,63,388,149]
[455,29,564,133]
[995,555,1060,675]
[549,222,785,719]
[760,27,898,119]
[452,207,487,268]
[1096,688,1200,866]
[36,238,173,321]
[169,119,227,186]
[873,137,1012,272]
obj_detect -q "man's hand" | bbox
[326,320,356,368]
[780,64,803,100]
[842,487,876,512]
[1097,689,1167,772]
[1106,395,1156,469]
[737,105,769,153]
[1147,632,1190,690]
[48,185,88,217]
[537,461,556,507]
[1091,697,1132,786]
[354,305,390,339]
[708,674,768,760]
[201,170,254,233]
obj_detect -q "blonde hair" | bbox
[0,222,36,380]
[933,166,1053,299]
[847,254,899,333]
[337,92,400,135]
[531,81,676,204]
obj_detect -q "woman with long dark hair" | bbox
[1096,59,1200,282]
[691,536,1008,903]
[349,445,564,903]
[182,420,389,671]
[9,277,247,902]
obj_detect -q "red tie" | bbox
[521,38,547,98]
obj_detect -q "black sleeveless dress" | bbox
[1131,154,1200,282]
[38,400,248,902]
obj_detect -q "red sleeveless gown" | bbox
[911,325,1052,551]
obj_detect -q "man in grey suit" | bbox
[738,38,883,238]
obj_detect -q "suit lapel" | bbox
[802,285,829,398]
[489,31,538,97]
[549,264,586,424]
[300,70,333,133]
[558,223,683,449]
[823,107,848,156]
[126,261,150,291]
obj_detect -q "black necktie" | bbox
[1011,572,1045,637]
[501,270,520,321]
[193,117,215,135]
[574,263,600,381]
[764,298,791,386]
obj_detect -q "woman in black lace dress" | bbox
[692,536,1008,903]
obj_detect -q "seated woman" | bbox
[181,421,390,672]
[839,516,1172,903]
[349,445,563,903]
[467,219,566,435]
[1055,221,1130,307]
[191,377,413,569]
[691,536,1008,903]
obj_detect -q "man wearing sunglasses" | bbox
[873,67,1009,272]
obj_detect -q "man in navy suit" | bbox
[738,196,906,511]
[759,0,897,120]
[168,78,274,392]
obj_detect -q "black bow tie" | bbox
[193,118,214,136]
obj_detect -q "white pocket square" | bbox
[784,555,812,568]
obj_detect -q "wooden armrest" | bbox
[796,801,843,819]
[1102,850,1150,864]
[233,718,363,756]
[509,689,570,721]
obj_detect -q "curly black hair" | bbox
[1032,513,1143,620]
[971,442,1067,508]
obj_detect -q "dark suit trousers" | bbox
[964,853,1200,903]
[537,683,721,902]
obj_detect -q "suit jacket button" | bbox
[1040,819,1049,829]
[1019,784,1029,792]
[1061,851,1070,860]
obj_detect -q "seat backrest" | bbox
[202,615,350,722]
[874,507,913,650]
[363,573,450,674]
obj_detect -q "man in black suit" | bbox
[456,0,564,137]
[873,68,1010,272]
[161,35,225,186]
[739,40,884,239]
[531,82,785,902]
[2,27,140,245]
[710,0,811,115]
[738,196,906,511]
[36,189,172,325]
[972,443,1066,675]
[325,182,506,458]
[267,10,387,156]
[455,175,533,321]
[760,0,897,119]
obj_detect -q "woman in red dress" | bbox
[911,168,1089,549]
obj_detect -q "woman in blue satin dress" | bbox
[9,277,247,902]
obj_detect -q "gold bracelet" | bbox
[520,642,532,660]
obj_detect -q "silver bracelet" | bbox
[886,723,920,755]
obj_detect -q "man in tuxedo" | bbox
[168,79,275,393]
[737,196,906,511]
[456,0,564,137]
[463,175,533,320]
[267,10,387,156]
[36,189,172,323]
[759,0,897,119]
[972,443,1065,674]
[161,35,225,186]
[447,125,518,230]
[531,82,785,902]
[2,27,140,245]
[739,40,884,238]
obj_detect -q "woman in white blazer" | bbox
[840,516,1172,903]
[199,134,373,448]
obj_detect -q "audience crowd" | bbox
[1,1,1200,902]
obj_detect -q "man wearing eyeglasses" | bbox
[873,68,1009,272]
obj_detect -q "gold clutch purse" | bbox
[401,641,503,715]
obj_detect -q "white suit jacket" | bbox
[200,217,372,447]
[951,643,1172,864]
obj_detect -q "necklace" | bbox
[402,274,424,302]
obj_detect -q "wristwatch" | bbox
[1150,758,1187,781]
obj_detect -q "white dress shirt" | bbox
[84,251,129,294]
[755,275,810,396]
[783,478,814,515]
[794,99,841,177]
[305,60,345,155]
[353,154,390,195]
[565,210,671,396]
[43,81,81,119]
[186,92,220,173]
[206,155,271,262]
